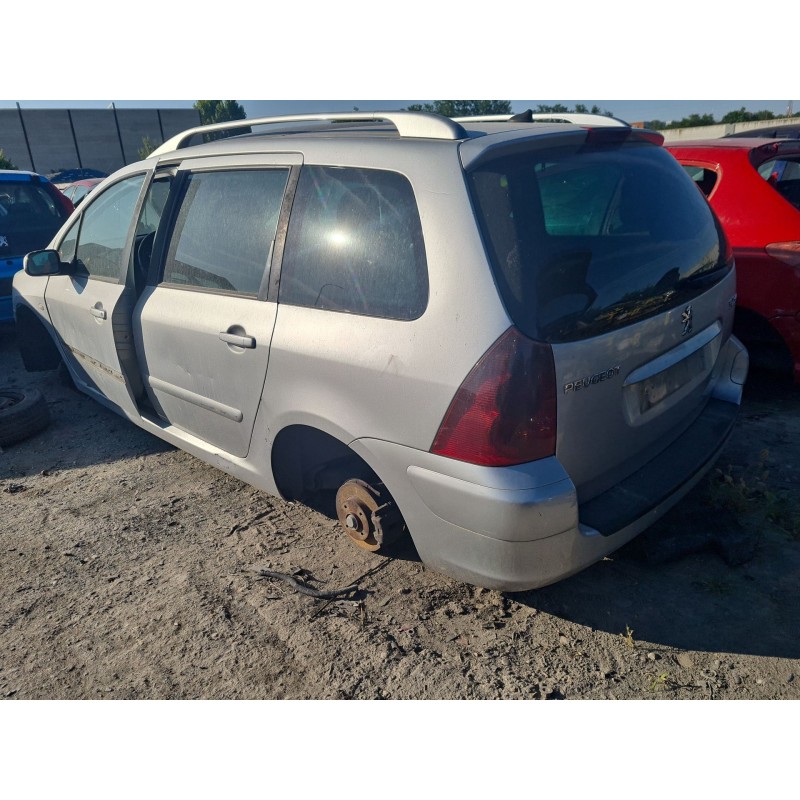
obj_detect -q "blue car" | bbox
[0,170,73,323]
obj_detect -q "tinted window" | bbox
[280,166,428,320]
[162,169,288,295]
[0,178,70,258]
[469,142,730,343]
[73,175,145,280]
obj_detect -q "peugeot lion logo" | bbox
[0,236,8,248]
[681,305,693,336]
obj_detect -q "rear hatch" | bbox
[1,175,70,293]
[467,132,734,508]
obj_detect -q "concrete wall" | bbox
[0,107,201,175]
[660,116,799,143]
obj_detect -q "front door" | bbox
[44,173,147,417]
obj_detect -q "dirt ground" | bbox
[1,325,798,700]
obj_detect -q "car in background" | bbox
[725,124,800,140]
[666,138,800,383]
[60,177,104,207]
[47,168,108,190]
[0,170,73,323]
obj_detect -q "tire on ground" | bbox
[0,388,51,447]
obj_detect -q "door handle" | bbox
[90,306,107,320]
[218,331,256,349]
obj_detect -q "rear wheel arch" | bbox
[271,424,381,511]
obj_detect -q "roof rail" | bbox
[453,111,629,128]
[150,111,468,156]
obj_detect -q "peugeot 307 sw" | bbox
[13,110,748,590]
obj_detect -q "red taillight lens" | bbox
[431,327,557,467]
[766,242,800,267]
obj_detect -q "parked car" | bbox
[47,168,108,189]
[725,124,800,140]
[60,178,104,207]
[13,111,747,590]
[667,138,800,382]
[0,170,73,323]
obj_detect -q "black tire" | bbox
[0,388,51,447]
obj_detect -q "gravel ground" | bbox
[1,326,799,700]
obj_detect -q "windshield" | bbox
[468,141,731,343]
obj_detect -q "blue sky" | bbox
[1,99,797,124]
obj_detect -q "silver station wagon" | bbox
[13,110,748,590]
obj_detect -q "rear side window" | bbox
[680,165,719,197]
[469,142,730,343]
[279,166,428,320]
[757,157,800,210]
[162,169,289,295]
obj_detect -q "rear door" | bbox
[44,172,148,416]
[134,154,300,458]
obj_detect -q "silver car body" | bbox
[12,112,748,590]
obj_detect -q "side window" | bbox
[279,166,428,320]
[680,164,719,197]
[130,174,173,292]
[162,169,289,295]
[58,219,79,264]
[73,174,146,280]
[757,158,800,210]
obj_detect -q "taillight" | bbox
[431,327,557,467]
[766,242,800,267]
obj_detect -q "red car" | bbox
[59,177,104,207]
[666,138,800,383]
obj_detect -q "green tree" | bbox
[193,100,249,141]
[138,135,158,160]
[406,100,512,117]
[721,107,776,124]
[0,148,17,170]
[538,103,613,117]
[661,113,717,130]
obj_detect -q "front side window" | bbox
[279,166,428,320]
[73,174,146,280]
[162,169,289,295]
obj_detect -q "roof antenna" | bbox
[509,109,534,122]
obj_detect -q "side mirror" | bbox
[24,249,66,277]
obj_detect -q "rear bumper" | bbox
[580,398,738,535]
[351,337,747,591]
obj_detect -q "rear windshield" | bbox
[468,141,731,343]
[0,178,69,257]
